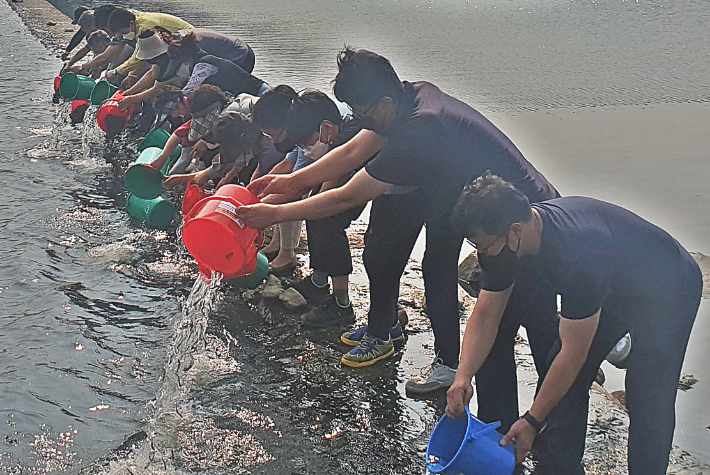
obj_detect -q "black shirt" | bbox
[365,81,558,206]
[480,197,699,324]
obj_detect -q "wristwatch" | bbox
[521,410,546,434]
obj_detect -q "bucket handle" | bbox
[468,420,501,441]
[183,195,263,249]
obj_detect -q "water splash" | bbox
[81,107,105,159]
[48,102,71,150]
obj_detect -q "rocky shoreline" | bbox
[5,0,709,473]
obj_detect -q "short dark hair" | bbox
[86,30,111,49]
[186,85,228,115]
[107,8,135,33]
[250,85,297,130]
[285,91,341,146]
[332,46,404,107]
[93,5,116,31]
[452,173,533,236]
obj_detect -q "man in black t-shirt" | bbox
[236,48,560,415]
[446,174,701,475]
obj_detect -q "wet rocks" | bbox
[261,275,284,299]
[679,373,699,391]
[279,288,307,309]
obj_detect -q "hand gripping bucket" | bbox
[126,193,176,229]
[58,72,96,101]
[181,179,213,217]
[90,80,120,107]
[138,128,182,165]
[426,408,515,475]
[124,147,165,200]
[96,91,135,135]
[182,185,262,279]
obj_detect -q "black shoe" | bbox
[300,296,355,328]
[290,276,330,305]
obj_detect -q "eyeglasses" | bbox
[466,235,507,256]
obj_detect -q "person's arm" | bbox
[149,133,181,171]
[124,65,159,96]
[163,173,196,190]
[236,169,391,228]
[445,286,514,418]
[248,130,387,197]
[119,80,164,110]
[65,45,91,69]
[62,30,86,59]
[501,311,600,463]
[113,51,141,78]
[182,63,218,95]
[269,157,296,175]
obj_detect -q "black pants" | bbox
[363,191,426,341]
[537,262,702,475]
[475,257,560,432]
[305,204,365,277]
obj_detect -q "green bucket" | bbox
[90,80,120,106]
[124,147,165,200]
[138,128,182,168]
[58,72,96,101]
[126,193,176,229]
[228,252,270,289]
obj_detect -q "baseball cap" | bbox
[71,6,89,24]
[212,111,261,168]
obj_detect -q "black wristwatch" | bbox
[521,410,546,434]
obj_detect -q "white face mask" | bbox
[122,31,136,41]
[301,126,331,160]
[302,140,329,160]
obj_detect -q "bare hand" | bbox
[118,95,138,111]
[105,70,116,80]
[500,418,536,464]
[162,175,185,190]
[192,169,212,188]
[445,379,474,419]
[234,203,280,229]
[248,174,297,198]
[61,52,70,61]
[190,140,208,160]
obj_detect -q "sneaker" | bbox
[341,333,394,367]
[300,296,355,328]
[405,358,457,395]
[290,276,330,305]
[341,322,406,350]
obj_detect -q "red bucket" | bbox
[182,185,262,278]
[53,76,62,92]
[96,91,134,135]
[181,179,213,217]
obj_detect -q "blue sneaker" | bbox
[341,333,394,368]
[341,321,405,350]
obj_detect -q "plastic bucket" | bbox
[426,408,515,475]
[182,185,262,277]
[69,100,90,124]
[58,72,96,100]
[138,128,182,167]
[124,147,165,200]
[90,80,120,106]
[227,251,269,288]
[126,194,176,229]
[181,179,213,217]
[53,76,61,92]
[96,91,135,135]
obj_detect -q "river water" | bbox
[2,0,709,472]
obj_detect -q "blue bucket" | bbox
[426,408,515,475]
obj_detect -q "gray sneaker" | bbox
[405,358,457,395]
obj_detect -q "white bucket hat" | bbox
[135,32,169,61]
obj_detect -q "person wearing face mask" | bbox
[117,31,267,112]
[448,173,701,475]
[279,91,370,329]
[149,84,228,178]
[236,47,559,406]
[104,8,193,87]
